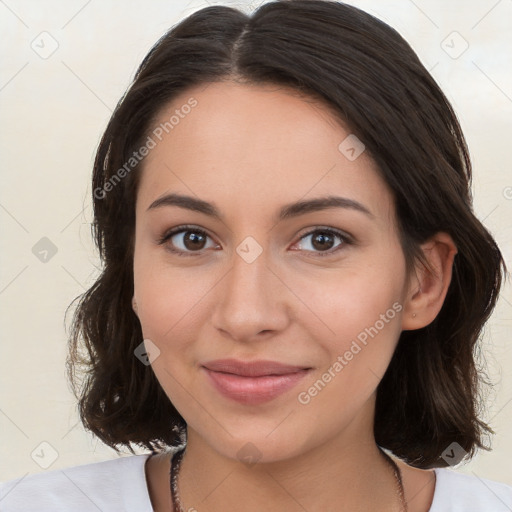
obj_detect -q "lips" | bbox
[201,358,312,405]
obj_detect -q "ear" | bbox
[401,232,458,331]
[132,296,138,316]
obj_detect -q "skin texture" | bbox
[133,81,457,511]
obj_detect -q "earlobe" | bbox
[401,232,458,331]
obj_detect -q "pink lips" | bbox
[202,359,311,405]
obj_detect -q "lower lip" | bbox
[203,367,310,405]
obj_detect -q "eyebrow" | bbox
[147,193,374,221]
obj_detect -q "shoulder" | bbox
[430,467,512,511]
[0,454,153,512]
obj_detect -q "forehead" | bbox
[137,81,395,226]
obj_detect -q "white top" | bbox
[1,453,512,511]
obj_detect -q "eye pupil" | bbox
[184,231,206,250]
[312,232,334,251]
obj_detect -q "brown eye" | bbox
[311,231,336,251]
[294,228,352,257]
[180,230,207,250]
[158,226,217,256]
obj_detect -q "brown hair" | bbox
[66,0,507,468]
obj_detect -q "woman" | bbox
[1,1,511,510]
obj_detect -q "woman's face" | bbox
[133,81,415,462]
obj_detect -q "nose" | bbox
[211,242,290,343]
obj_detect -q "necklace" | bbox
[379,446,409,512]
[169,445,407,512]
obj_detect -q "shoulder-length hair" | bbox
[66,0,507,469]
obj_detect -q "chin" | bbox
[190,418,317,465]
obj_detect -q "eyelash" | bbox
[157,224,354,258]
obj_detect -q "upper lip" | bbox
[202,359,311,377]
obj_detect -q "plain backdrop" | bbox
[1,0,511,485]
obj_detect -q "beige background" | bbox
[1,0,511,486]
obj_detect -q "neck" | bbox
[177,409,402,511]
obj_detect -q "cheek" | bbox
[297,259,405,341]
[133,251,210,342]
[132,257,207,414]
[297,260,405,393]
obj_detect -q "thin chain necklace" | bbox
[169,445,407,512]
